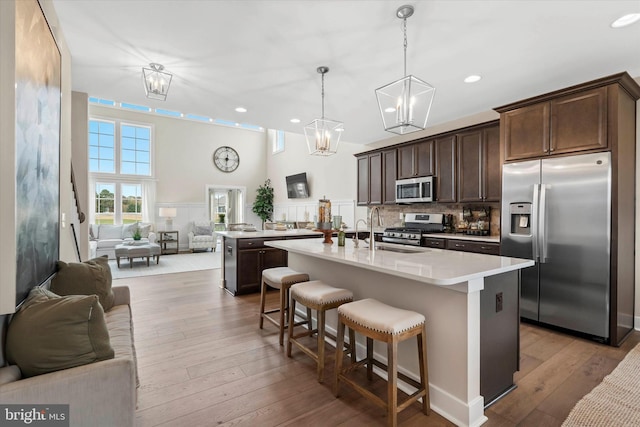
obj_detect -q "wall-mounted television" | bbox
[286,172,310,199]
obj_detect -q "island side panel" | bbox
[287,252,485,427]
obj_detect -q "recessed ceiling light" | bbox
[464,75,482,83]
[611,13,640,28]
[384,107,396,113]
[290,118,300,123]
[235,107,247,113]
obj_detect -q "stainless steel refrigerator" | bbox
[501,152,611,340]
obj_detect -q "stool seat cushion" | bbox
[262,267,310,289]
[291,281,353,306]
[338,298,425,335]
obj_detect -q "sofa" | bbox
[187,220,217,252]
[90,223,156,259]
[0,284,137,427]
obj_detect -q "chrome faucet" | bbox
[369,207,383,251]
[353,219,367,248]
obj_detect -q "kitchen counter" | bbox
[217,229,323,239]
[266,238,533,426]
[267,239,526,288]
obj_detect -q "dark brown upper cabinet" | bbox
[499,82,612,162]
[434,136,456,203]
[382,149,397,204]
[356,150,395,206]
[457,123,500,203]
[397,140,434,179]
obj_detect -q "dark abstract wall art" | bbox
[14,0,61,305]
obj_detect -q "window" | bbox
[89,120,115,173]
[89,118,153,225]
[122,183,143,223]
[271,129,285,154]
[121,125,150,175]
[95,183,115,224]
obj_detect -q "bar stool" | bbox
[259,267,310,345]
[287,280,355,383]
[334,298,430,427]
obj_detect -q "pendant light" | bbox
[142,63,172,101]
[304,66,343,156]
[375,5,435,135]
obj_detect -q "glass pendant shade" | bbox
[375,74,435,135]
[376,5,435,135]
[304,66,342,156]
[142,63,172,101]
[304,117,342,156]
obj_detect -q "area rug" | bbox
[562,342,640,426]
[109,251,221,280]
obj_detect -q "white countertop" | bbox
[266,238,532,287]
[217,229,322,239]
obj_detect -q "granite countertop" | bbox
[266,238,532,287]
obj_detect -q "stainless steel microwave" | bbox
[395,176,434,203]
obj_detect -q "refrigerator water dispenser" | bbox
[509,203,532,236]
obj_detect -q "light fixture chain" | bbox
[403,17,408,77]
[321,71,325,119]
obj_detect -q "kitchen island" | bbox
[218,229,323,295]
[266,238,533,427]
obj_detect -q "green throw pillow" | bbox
[6,287,114,378]
[50,256,114,311]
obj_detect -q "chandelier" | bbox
[375,5,435,135]
[304,66,343,156]
[142,63,172,101]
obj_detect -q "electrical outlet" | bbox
[496,292,503,312]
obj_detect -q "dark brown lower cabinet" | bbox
[223,237,287,295]
[446,239,500,255]
[223,235,322,295]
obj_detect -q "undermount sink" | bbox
[373,245,424,254]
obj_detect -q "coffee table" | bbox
[115,242,161,268]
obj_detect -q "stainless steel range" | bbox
[382,213,445,246]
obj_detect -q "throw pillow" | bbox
[6,287,114,378]
[194,225,213,236]
[137,223,152,238]
[121,223,137,239]
[50,256,114,311]
[99,224,124,240]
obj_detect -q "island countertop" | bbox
[217,229,322,239]
[266,238,532,288]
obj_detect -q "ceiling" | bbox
[50,0,640,145]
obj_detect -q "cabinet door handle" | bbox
[455,244,464,248]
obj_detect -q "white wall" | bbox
[88,105,268,246]
[266,131,367,224]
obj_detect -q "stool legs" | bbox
[418,328,430,415]
[289,298,354,384]
[335,315,430,427]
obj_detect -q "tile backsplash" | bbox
[365,203,501,237]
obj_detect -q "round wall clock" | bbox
[213,146,240,172]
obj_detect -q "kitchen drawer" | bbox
[422,237,445,248]
[238,237,282,249]
[446,239,500,255]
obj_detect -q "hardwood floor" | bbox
[116,269,640,426]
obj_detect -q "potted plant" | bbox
[218,213,226,224]
[252,179,273,228]
[132,225,142,241]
